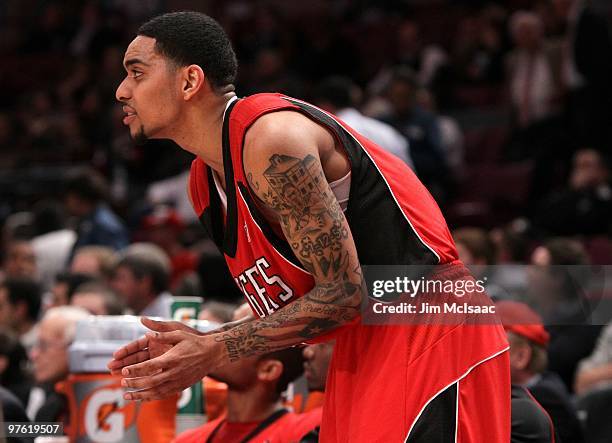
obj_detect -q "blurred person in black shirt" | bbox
[498,301,584,443]
[64,168,129,259]
[529,238,602,391]
[0,279,41,352]
[379,68,451,202]
[0,331,33,408]
[535,148,611,236]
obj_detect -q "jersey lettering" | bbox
[235,257,294,316]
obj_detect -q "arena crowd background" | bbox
[0,0,612,442]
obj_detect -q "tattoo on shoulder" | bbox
[217,153,365,362]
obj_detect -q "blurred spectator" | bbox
[529,238,602,391]
[111,243,172,317]
[0,278,41,351]
[313,76,413,169]
[554,0,612,149]
[241,48,303,97]
[30,201,76,290]
[1,239,37,280]
[64,168,129,258]
[199,301,238,325]
[47,272,97,309]
[379,68,450,201]
[416,89,464,179]
[174,347,320,443]
[452,13,505,88]
[27,306,89,423]
[453,227,513,300]
[489,222,530,299]
[535,148,612,236]
[368,19,448,94]
[575,321,612,395]
[300,341,333,416]
[0,385,31,432]
[453,227,496,266]
[147,170,197,224]
[70,282,124,315]
[498,301,584,443]
[302,342,333,393]
[0,330,33,407]
[491,222,530,264]
[141,206,198,290]
[510,385,556,443]
[70,245,117,281]
[506,11,562,130]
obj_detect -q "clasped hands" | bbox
[107,317,224,401]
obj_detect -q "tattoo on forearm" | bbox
[215,153,365,362]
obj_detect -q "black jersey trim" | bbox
[202,166,225,251]
[281,96,442,264]
[220,99,239,257]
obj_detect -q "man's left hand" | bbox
[117,329,223,401]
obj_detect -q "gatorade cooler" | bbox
[58,316,178,443]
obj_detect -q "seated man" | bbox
[0,278,42,352]
[173,346,320,443]
[300,342,334,413]
[497,301,583,443]
[27,306,90,423]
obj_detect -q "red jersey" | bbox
[173,409,321,443]
[189,94,510,442]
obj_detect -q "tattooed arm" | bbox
[114,111,365,400]
[217,111,365,361]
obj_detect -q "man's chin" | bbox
[132,126,149,146]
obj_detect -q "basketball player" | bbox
[108,12,510,442]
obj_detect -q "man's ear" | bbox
[0,356,8,375]
[514,343,533,371]
[257,359,283,384]
[182,65,206,100]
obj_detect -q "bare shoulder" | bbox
[243,111,335,166]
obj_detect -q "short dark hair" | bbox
[138,11,238,91]
[0,330,30,387]
[116,254,169,294]
[453,227,496,265]
[260,347,304,396]
[55,272,98,303]
[64,168,109,203]
[0,278,41,321]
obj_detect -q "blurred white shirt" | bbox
[336,108,414,169]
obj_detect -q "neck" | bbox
[225,388,283,423]
[167,88,236,175]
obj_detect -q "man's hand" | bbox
[107,317,200,376]
[119,330,223,401]
[107,317,226,401]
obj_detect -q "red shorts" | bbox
[320,322,510,442]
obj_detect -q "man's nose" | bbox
[116,77,130,102]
